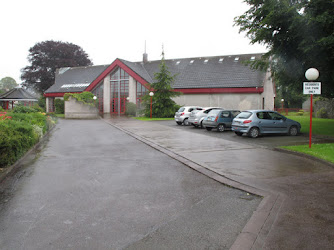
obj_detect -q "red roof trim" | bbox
[85,59,150,92]
[174,87,263,94]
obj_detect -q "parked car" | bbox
[232,110,301,138]
[188,107,223,128]
[203,109,240,132]
[174,106,203,125]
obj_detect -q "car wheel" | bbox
[200,121,204,129]
[183,118,189,126]
[248,127,259,138]
[176,122,182,125]
[217,124,225,132]
[206,127,212,131]
[235,132,243,136]
[289,126,298,136]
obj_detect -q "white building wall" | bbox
[103,75,110,113]
[173,93,263,110]
[261,70,275,110]
[129,76,136,103]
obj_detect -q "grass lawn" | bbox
[286,115,334,137]
[281,143,334,164]
[133,117,174,121]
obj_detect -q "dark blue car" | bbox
[203,109,241,132]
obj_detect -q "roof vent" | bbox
[190,60,194,64]
[234,57,239,62]
[204,59,209,64]
[176,61,180,65]
[219,58,224,63]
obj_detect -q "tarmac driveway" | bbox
[0,119,261,250]
[107,117,334,250]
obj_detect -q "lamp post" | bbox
[281,99,284,112]
[305,68,319,148]
[149,92,154,119]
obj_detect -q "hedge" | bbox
[0,110,56,168]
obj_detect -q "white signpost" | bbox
[303,82,321,95]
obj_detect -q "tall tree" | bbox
[235,0,334,101]
[0,77,18,91]
[21,40,92,93]
[142,51,181,118]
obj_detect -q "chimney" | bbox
[143,52,148,63]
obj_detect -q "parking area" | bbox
[154,120,334,149]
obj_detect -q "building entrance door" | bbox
[110,67,129,115]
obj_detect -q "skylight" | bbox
[61,83,90,88]
[204,59,209,64]
[234,57,239,62]
[219,58,224,63]
[190,60,194,64]
[250,56,256,61]
[176,61,180,65]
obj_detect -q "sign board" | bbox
[303,82,321,95]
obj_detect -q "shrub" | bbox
[13,105,38,113]
[317,107,328,118]
[125,102,137,116]
[54,99,64,114]
[64,92,96,106]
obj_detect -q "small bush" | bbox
[55,99,64,114]
[317,107,328,118]
[13,105,38,113]
[125,102,137,116]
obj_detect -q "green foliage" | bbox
[0,112,56,168]
[12,105,40,113]
[0,77,18,90]
[235,0,334,98]
[64,92,96,107]
[37,96,46,111]
[142,51,181,118]
[54,99,64,114]
[317,107,328,118]
[21,40,92,93]
[125,102,137,116]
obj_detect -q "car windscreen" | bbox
[236,111,252,119]
[177,107,185,112]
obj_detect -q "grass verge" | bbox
[133,117,174,121]
[286,116,334,137]
[281,143,334,164]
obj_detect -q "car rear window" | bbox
[236,111,252,119]
[208,110,220,115]
[178,107,185,112]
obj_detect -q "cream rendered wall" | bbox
[103,75,110,113]
[129,76,136,103]
[261,70,275,110]
[173,93,262,110]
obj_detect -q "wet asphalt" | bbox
[106,118,334,250]
[0,119,261,250]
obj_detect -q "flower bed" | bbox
[0,107,56,168]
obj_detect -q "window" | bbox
[176,61,180,65]
[234,57,239,62]
[204,59,209,64]
[221,111,230,118]
[219,58,224,63]
[190,60,194,64]
[136,81,148,109]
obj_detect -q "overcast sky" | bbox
[0,0,267,84]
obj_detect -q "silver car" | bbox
[174,106,203,125]
[188,107,224,128]
[232,110,301,138]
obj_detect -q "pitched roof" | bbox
[0,88,38,101]
[122,53,266,89]
[45,65,109,94]
[46,53,266,94]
